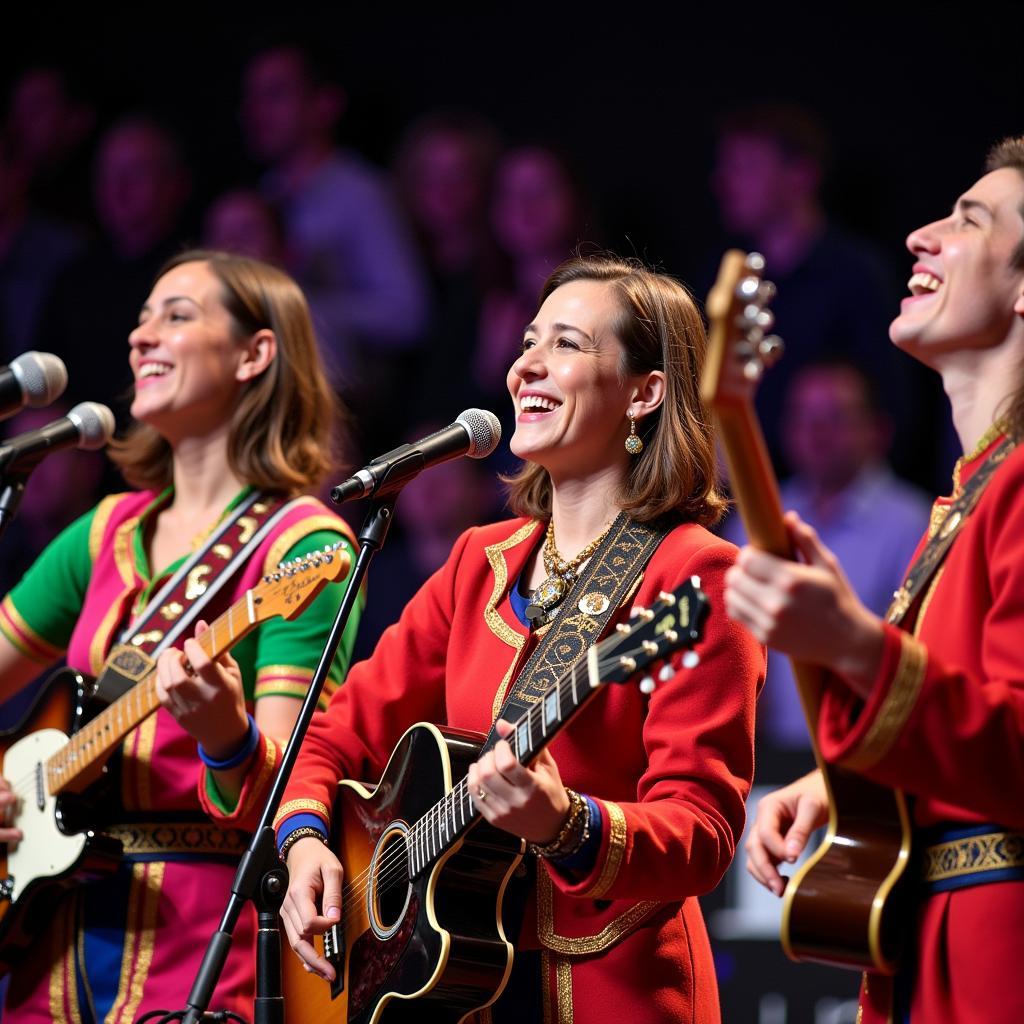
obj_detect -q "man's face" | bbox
[241,50,315,162]
[712,133,802,235]
[891,168,1024,365]
[783,367,880,490]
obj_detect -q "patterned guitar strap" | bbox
[91,490,296,702]
[480,512,670,754]
[886,435,1016,627]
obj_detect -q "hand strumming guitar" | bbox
[281,837,344,983]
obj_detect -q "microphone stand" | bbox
[172,495,397,1024]
[0,472,28,540]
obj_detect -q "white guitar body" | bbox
[3,728,87,902]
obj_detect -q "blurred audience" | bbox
[720,359,930,750]
[703,103,906,476]
[32,115,193,422]
[240,41,428,394]
[394,110,502,426]
[203,187,286,264]
[4,65,95,225]
[0,140,82,359]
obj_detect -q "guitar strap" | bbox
[94,490,294,701]
[886,435,1016,626]
[481,512,670,754]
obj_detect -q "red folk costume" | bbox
[818,428,1024,1024]
[269,517,764,1024]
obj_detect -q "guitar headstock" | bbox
[700,249,784,411]
[250,543,352,623]
[598,576,710,694]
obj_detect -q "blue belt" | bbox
[920,823,1024,893]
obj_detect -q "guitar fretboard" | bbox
[45,598,261,795]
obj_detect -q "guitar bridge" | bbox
[323,922,345,999]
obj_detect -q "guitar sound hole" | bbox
[370,828,412,938]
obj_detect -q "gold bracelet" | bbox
[279,825,329,860]
[530,789,588,860]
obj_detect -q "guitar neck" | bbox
[409,647,608,878]
[46,598,261,795]
[714,403,826,736]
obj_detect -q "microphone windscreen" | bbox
[68,402,116,449]
[13,352,68,406]
[457,408,501,458]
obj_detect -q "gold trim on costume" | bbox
[273,797,331,828]
[912,566,944,641]
[238,736,280,822]
[106,821,250,857]
[122,714,159,810]
[263,508,346,572]
[843,633,928,772]
[88,493,124,563]
[921,829,1024,883]
[113,514,142,588]
[484,520,540,721]
[555,957,574,1024]
[951,421,1006,494]
[48,889,81,1024]
[541,948,553,1023]
[535,866,658,955]
[90,594,130,677]
[584,800,627,899]
[0,596,64,662]
[108,861,165,1024]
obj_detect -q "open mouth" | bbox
[137,362,173,382]
[519,394,562,415]
[907,271,942,297]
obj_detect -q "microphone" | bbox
[0,402,115,476]
[0,352,68,421]
[331,408,501,504]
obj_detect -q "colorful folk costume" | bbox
[818,428,1024,1024]
[262,517,763,1024]
[0,487,358,1024]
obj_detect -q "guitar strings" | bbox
[335,642,664,930]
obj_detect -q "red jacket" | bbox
[274,516,763,1023]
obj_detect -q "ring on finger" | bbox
[477,787,488,802]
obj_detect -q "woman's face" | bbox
[507,279,638,478]
[491,150,577,259]
[128,261,252,441]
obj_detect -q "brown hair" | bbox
[109,249,342,493]
[504,255,726,527]
[984,137,1024,439]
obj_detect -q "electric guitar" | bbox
[700,250,912,973]
[0,543,351,976]
[317,578,708,1024]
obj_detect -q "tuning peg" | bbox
[619,656,637,672]
[757,280,776,304]
[683,651,700,669]
[641,640,659,656]
[743,360,764,382]
[639,675,656,695]
[754,309,774,330]
[657,590,677,606]
[616,622,632,634]
[737,275,760,300]
[658,664,675,682]
[745,252,766,272]
[758,335,784,365]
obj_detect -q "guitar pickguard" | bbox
[3,728,86,903]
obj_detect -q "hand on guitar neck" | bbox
[744,770,828,897]
[724,510,885,698]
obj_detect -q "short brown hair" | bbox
[984,137,1024,440]
[505,255,726,527]
[109,249,342,493]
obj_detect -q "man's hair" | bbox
[986,136,1024,268]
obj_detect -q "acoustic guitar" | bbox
[314,578,708,1023]
[0,543,351,975]
[700,250,911,973]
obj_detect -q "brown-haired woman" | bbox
[275,254,764,1022]
[0,250,360,1021]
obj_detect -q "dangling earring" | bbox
[625,412,643,455]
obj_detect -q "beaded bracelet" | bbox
[530,789,590,860]
[197,713,259,771]
[279,826,330,860]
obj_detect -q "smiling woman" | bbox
[264,254,764,1023]
[0,249,362,1022]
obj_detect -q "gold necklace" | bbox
[527,519,613,619]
